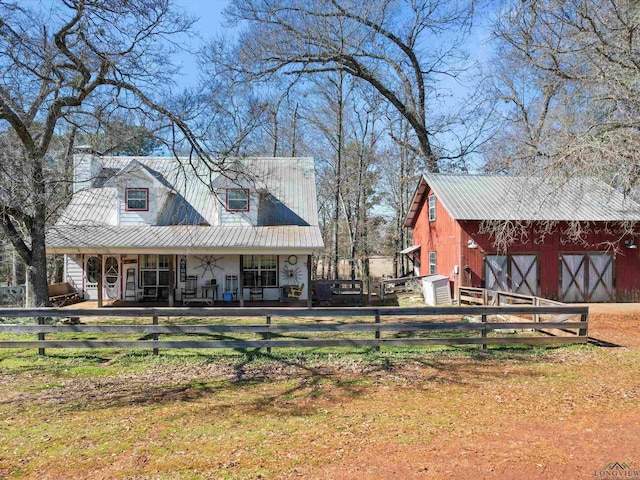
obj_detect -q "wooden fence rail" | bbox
[0,305,589,354]
[313,281,364,304]
[379,275,427,300]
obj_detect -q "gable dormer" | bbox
[103,160,174,226]
[217,185,258,226]
[211,169,262,226]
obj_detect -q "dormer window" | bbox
[126,188,148,211]
[226,188,250,212]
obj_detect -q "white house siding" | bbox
[64,255,84,295]
[219,191,258,226]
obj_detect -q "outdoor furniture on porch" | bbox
[287,283,304,299]
[224,275,238,300]
[249,286,264,301]
[142,286,158,302]
[182,276,197,301]
[201,279,218,301]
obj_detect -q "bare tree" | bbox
[480,0,640,247]
[221,0,483,172]
[487,0,640,191]
[0,0,197,306]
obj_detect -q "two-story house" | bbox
[46,151,324,306]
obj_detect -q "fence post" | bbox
[37,316,45,356]
[579,312,588,338]
[481,313,487,351]
[533,297,540,323]
[482,289,488,306]
[266,315,272,354]
[375,311,381,351]
[152,315,159,355]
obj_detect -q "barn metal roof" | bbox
[405,174,640,226]
[47,225,324,253]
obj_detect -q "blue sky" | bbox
[173,0,229,88]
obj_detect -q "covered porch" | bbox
[59,251,312,308]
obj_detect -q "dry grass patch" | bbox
[0,312,638,479]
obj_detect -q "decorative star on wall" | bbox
[194,255,224,278]
[280,264,302,285]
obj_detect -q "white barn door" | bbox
[560,254,614,302]
[485,254,538,296]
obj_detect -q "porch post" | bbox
[307,254,312,308]
[239,255,244,307]
[168,254,175,307]
[97,254,103,308]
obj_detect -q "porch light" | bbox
[467,239,478,249]
[625,239,637,249]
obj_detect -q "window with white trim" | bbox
[126,188,148,211]
[429,251,437,275]
[140,254,170,287]
[226,188,250,211]
[428,194,436,221]
[242,255,277,287]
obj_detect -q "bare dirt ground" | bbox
[1,306,639,479]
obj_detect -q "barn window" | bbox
[226,188,250,212]
[125,188,148,211]
[428,194,436,221]
[429,251,437,275]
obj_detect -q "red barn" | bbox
[404,175,640,302]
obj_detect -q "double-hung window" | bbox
[429,251,437,275]
[242,255,277,287]
[126,188,148,211]
[428,194,436,221]
[140,254,170,287]
[226,188,250,212]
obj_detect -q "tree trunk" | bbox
[29,217,51,307]
[332,72,344,280]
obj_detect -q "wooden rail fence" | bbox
[313,280,364,304]
[0,286,25,307]
[0,304,588,355]
[379,275,428,300]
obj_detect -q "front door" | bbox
[84,256,99,300]
[560,253,614,302]
[484,254,539,296]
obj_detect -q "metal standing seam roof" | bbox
[405,174,640,225]
[49,156,324,252]
[47,225,324,253]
